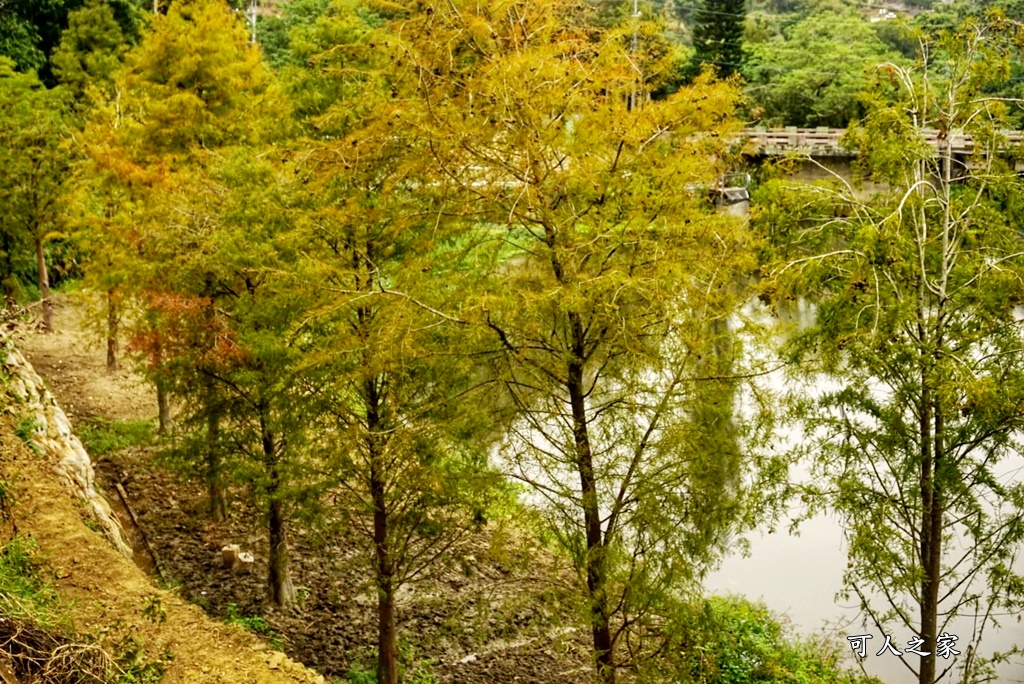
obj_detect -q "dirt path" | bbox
[1,302,329,684]
[16,292,156,425]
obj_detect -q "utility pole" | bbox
[630,0,641,111]
[249,0,257,44]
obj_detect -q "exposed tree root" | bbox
[0,613,112,683]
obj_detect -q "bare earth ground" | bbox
[16,293,597,683]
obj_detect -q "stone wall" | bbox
[0,333,132,558]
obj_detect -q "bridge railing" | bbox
[744,127,1024,156]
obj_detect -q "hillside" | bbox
[0,307,327,684]
[11,294,596,683]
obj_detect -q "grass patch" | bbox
[0,535,66,628]
[224,603,283,649]
[79,418,155,456]
[0,536,169,683]
[344,643,437,684]
[14,415,42,456]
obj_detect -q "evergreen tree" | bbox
[0,58,70,330]
[406,0,779,679]
[691,0,744,77]
[756,20,1024,684]
[52,0,129,105]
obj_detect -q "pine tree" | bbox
[691,0,744,77]
[52,0,129,106]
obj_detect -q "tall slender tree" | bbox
[288,5,500,678]
[0,59,70,331]
[756,19,1024,684]
[404,0,776,680]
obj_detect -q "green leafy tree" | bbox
[0,59,71,330]
[756,19,1024,684]
[257,0,330,68]
[0,0,83,81]
[52,0,130,106]
[742,12,907,127]
[116,0,273,157]
[0,0,135,84]
[405,0,778,680]
[115,0,300,604]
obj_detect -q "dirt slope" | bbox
[1,427,325,684]
[0,297,327,684]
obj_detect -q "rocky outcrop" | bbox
[0,333,132,558]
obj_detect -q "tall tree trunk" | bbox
[157,384,171,436]
[35,236,52,333]
[206,400,227,522]
[372,466,398,684]
[568,315,615,684]
[267,494,294,607]
[154,335,172,436]
[919,364,938,684]
[106,289,120,371]
[262,411,294,608]
[366,376,399,684]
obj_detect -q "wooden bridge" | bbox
[743,127,1024,157]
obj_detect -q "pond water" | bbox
[502,296,1024,683]
[706,482,1024,683]
[706,331,1024,684]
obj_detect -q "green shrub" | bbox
[224,603,274,636]
[79,418,155,456]
[224,603,283,649]
[648,595,882,684]
[344,668,376,684]
[112,628,169,684]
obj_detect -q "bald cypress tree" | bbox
[691,0,744,77]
